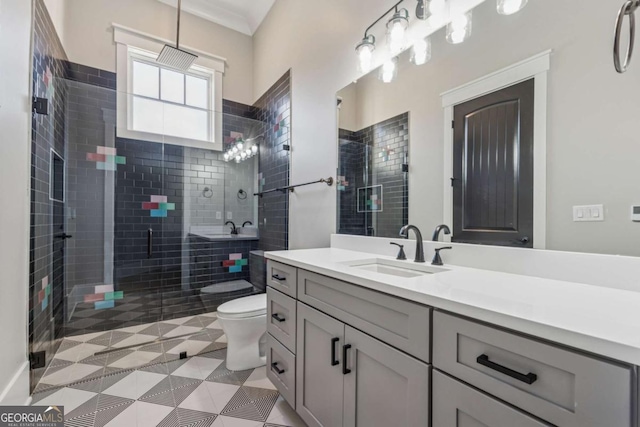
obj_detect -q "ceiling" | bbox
[157,0,276,36]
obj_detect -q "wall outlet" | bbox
[216,212,222,220]
[573,204,604,222]
[227,212,233,220]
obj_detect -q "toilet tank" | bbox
[250,250,266,292]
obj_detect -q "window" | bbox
[114,25,224,151]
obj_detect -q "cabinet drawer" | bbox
[432,370,551,427]
[433,311,634,427]
[266,333,296,409]
[267,260,297,297]
[267,287,296,353]
[297,269,431,362]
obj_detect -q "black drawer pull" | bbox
[271,274,286,281]
[271,313,286,322]
[476,354,537,385]
[342,344,352,375]
[331,337,340,366]
[271,362,285,375]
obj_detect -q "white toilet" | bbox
[216,293,267,371]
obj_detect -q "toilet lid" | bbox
[217,294,266,318]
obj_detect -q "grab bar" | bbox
[614,0,639,73]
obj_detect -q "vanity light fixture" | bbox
[356,35,376,73]
[224,137,258,163]
[446,11,473,44]
[497,0,528,15]
[411,37,432,65]
[387,8,410,54]
[380,57,398,83]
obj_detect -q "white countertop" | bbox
[266,247,640,366]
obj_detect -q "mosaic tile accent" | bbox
[223,253,248,273]
[142,195,175,218]
[86,146,126,171]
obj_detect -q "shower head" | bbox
[157,45,197,71]
[157,0,198,71]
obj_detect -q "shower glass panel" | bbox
[337,113,410,238]
[62,82,261,340]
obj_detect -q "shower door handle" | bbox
[147,228,153,258]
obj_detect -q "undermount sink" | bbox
[344,258,448,278]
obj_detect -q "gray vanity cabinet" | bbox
[296,302,431,427]
[296,302,345,427]
[343,326,430,427]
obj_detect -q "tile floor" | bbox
[36,313,227,392]
[32,348,306,427]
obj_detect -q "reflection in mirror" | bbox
[337,0,640,257]
[337,87,409,238]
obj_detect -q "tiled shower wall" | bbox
[30,0,69,390]
[338,112,409,238]
[254,71,291,252]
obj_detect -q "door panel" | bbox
[453,79,534,247]
[343,326,430,427]
[296,302,345,427]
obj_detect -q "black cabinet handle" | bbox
[271,313,286,323]
[271,274,286,281]
[147,228,153,258]
[342,344,352,375]
[476,354,537,385]
[331,337,340,366]
[270,362,285,374]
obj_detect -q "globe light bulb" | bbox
[411,38,431,65]
[446,11,472,44]
[380,58,397,83]
[251,145,258,154]
[497,0,527,15]
[356,37,376,74]
[429,0,447,15]
[387,9,409,55]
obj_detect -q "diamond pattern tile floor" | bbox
[35,313,230,392]
[32,346,305,427]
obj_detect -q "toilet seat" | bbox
[217,293,266,319]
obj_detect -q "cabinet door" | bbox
[296,302,345,427]
[343,326,430,427]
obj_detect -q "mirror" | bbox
[337,0,640,257]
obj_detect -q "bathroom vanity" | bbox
[263,244,639,427]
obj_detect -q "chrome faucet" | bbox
[432,224,451,242]
[399,225,425,263]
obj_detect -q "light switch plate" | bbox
[573,204,604,222]
[226,212,232,220]
[216,212,222,220]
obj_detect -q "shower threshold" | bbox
[93,330,206,355]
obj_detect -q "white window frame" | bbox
[113,24,225,151]
[441,50,550,249]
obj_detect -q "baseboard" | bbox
[0,361,30,406]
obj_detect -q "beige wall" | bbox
[60,0,254,104]
[255,0,640,256]
[0,0,32,403]
[43,0,66,42]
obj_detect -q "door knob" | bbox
[519,237,530,244]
